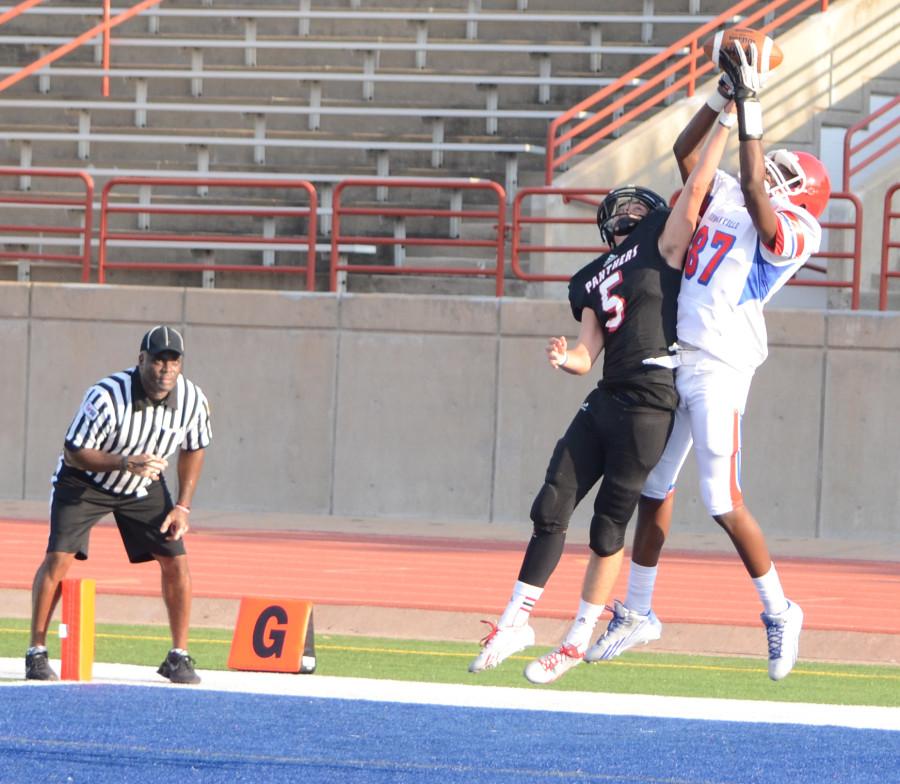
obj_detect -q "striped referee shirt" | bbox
[57,366,212,497]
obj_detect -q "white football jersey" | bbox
[676,169,821,371]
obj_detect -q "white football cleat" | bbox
[761,600,803,681]
[468,621,535,673]
[585,600,662,662]
[523,643,584,685]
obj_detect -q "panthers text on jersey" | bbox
[568,208,683,410]
[676,169,822,371]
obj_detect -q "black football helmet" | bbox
[596,186,667,247]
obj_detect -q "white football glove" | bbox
[730,40,765,93]
[753,35,776,86]
[712,31,775,88]
[724,41,765,141]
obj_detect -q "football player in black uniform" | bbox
[470,101,737,682]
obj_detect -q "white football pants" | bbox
[643,357,754,516]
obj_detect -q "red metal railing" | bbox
[788,192,861,309]
[511,187,861,307]
[329,178,507,295]
[511,188,608,282]
[843,95,899,309]
[0,0,165,97]
[0,0,44,25]
[545,0,829,184]
[843,96,900,190]
[0,168,866,308]
[98,177,318,289]
[0,167,93,281]
[880,184,900,311]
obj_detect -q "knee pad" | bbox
[529,481,574,536]
[589,515,627,557]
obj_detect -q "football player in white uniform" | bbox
[588,40,831,681]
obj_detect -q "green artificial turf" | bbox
[2,618,898,707]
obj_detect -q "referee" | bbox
[26,325,212,684]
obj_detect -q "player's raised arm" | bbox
[658,106,733,269]
[719,40,779,246]
[673,74,732,183]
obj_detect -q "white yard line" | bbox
[2,657,898,731]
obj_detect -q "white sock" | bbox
[27,645,47,655]
[563,599,605,651]
[498,580,543,628]
[752,563,789,616]
[625,562,658,615]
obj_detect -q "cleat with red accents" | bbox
[468,620,535,673]
[523,643,584,685]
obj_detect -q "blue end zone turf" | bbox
[2,685,897,783]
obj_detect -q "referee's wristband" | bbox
[175,503,191,515]
[558,352,569,368]
[120,455,129,472]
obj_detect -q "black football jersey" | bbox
[568,208,681,410]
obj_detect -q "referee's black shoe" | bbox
[25,648,59,681]
[158,649,201,684]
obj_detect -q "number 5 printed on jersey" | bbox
[599,271,625,331]
[684,227,736,284]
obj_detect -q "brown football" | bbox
[703,27,784,72]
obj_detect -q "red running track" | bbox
[3,519,898,633]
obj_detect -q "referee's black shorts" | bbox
[48,467,186,563]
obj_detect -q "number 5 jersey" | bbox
[568,208,683,411]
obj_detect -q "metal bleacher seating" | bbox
[0,0,733,292]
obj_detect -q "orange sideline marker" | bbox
[60,578,95,681]
[228,597,316,674]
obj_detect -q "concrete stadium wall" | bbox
[2,282,899,542]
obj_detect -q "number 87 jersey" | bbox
[676,169,822,372]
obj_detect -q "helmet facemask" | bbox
[596,186,667,248]
[764,149,807,201]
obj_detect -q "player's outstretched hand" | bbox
[546,336,568,369]
[719,40,764,98]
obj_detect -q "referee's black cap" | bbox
[140,325,185,357]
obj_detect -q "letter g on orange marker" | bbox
[228,596,316,674]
